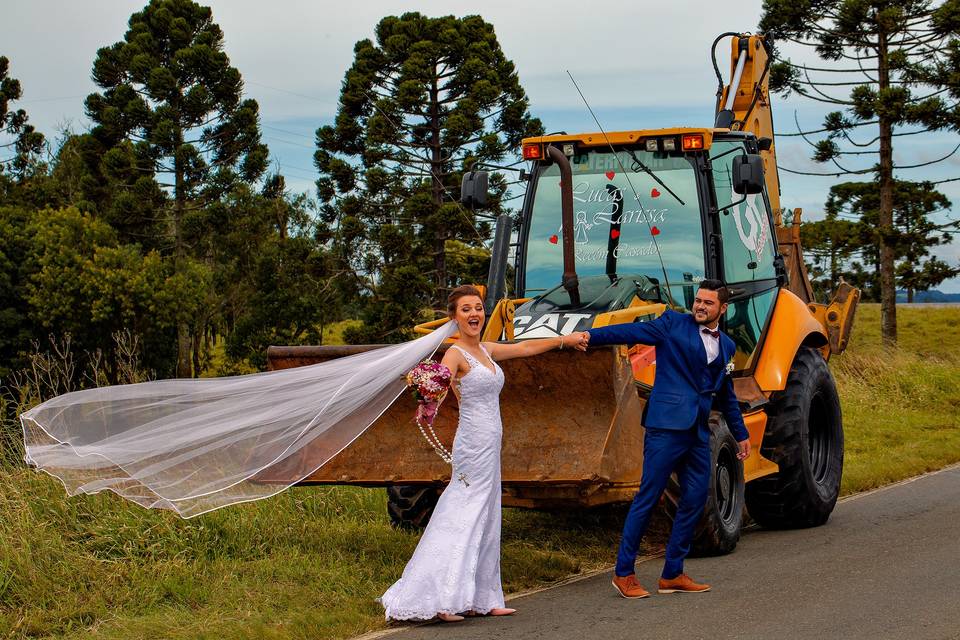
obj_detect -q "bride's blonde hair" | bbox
[447,285,483,317]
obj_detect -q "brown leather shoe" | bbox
[611,574,650,599]
[657,573,711,594]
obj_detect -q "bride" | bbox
[20,282,585,623]
[380,285,585,623]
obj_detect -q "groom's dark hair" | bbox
[698,279,730,304]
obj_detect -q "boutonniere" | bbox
[725,359,735,375]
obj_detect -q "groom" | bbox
[574,279,750,598]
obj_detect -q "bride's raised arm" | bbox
[483,332,587,362]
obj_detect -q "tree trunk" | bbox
[192,328,202,376]
[830,246,839,294]
[173,116,193,377]
[429,70,446,304]
[907,288,914,303]
[877,32,898,345]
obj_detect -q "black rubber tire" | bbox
[663,416,745,556]
[387,485,440,530]
[745,346,844,529]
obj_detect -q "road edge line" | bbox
[837,461,960,504]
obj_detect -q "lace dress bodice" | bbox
[450,344,504,477]
[380,342,507,620]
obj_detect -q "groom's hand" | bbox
[736,438,751,460]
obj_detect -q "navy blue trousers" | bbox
[615,424,711,579]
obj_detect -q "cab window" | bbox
[710,139,779,371]
[711,141,777,283]
[523,148,705,304]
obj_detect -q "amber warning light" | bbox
[522,144,543,160]
[681,134,705,151]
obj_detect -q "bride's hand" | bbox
[570,331,589,351]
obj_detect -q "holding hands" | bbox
[563,331,590,351]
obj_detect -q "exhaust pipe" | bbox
[546,145,580,306]
[484,214,512,314]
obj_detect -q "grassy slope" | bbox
[1,305,957,639]
[833,304,960,494]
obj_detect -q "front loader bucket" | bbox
[257,344,647,508]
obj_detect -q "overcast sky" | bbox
[4,0,959,291]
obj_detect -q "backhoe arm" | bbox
[715,34,781,214]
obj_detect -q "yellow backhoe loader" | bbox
[261,33,859,553]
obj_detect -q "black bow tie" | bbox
[701,327,719,339]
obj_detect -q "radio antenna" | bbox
[566,70,675,306]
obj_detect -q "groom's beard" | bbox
[694,309,721,326]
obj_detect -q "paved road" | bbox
[377,465,960,640]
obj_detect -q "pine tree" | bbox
[0,55,45,180]
[85,0,268,375]
[761,0,960,343]
[315,13,541,341]
[800,212,864,297]
[802,179,959,300]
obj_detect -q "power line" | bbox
[262,134,314,150]
[263,124,316,138]
[246,80,329,104]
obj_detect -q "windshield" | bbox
[522,148,705,297]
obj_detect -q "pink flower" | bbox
[406,360,452,429]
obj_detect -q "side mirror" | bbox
[460,170,489,207]
[732,154,764,195]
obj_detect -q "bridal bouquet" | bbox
[405,360,454,464]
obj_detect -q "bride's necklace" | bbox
[406,359,469,486]
[415,408,470,487]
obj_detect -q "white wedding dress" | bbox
[380,344,506,619]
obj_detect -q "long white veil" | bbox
[20,321,458,518]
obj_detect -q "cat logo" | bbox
[513,313,593,339]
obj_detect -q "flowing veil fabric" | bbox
[20,321,458,518]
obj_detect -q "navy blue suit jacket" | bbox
[587,310,749,442]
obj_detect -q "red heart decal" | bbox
[610,229,621,239]
[549,235,559,244]
[651,188,661,198]
[651,226,661,236]
[605,171,616,180]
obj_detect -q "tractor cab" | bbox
[465,128,784,373]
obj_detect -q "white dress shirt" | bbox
[700,324,720,363]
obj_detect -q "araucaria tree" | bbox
[86,0,268,375]
[0,55,45,179]
[315,13,542,341]
[802,179,958,300]
[761,0,960,344]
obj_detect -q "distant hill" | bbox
[896,289,960,303]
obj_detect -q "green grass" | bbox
[832,303,960,494]
[200,320,365,378]
[321,320,364,347]
[0,471,631,639]
[1,303,957,639]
